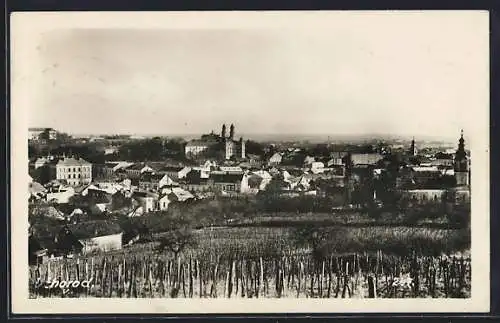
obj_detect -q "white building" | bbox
[310,162,325,174]
[54,157,92,186]
[132,192,157,213]
[351,153,384,166]
[268,152,283,166]
[28,127,57,141]
[185,140,213,157]
[46,185,75,204]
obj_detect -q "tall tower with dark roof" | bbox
[454,130,469,186]
[229,124,235,139]
[221,124,227,138]
[410,137,417,156]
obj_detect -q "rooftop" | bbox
[158,166,184,172]
[29,127,55,131]
[411,166,440,172]
[57,157,91,166]
[186,139,219,147]
[133,191,158,198]
[126,163,154,171]
[139,173,167,182]
[211,173,243,183]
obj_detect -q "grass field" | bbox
[98,224,469,261]
[29,222,470,299]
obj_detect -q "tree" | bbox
[245,140,264,156]
[311,144,330,157]
[291,224,331,261]
[257,177,286,215]
[157,227,196,259]
[110,192,132,212]
[155,212,197,258]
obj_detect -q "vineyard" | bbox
[29,251,470,299]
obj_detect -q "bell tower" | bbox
[221,124,227,138]
[410,137,417,156]
[229,124,235,140]
[454,130,469,186]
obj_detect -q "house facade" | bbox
[400,189,446,203]
[54,157,92,186]
[124,163,155,179]
[138,173,175,191]
[211,173,243,192]
[351,153,384,166]
[133,191,157,212]
[185,140,214,158]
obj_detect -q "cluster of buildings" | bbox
[29,129,471,210]
[392,132,470,204]
[185,124,246,160]
[28,126,471,264]
[28,127,58,142]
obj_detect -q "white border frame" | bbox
[10,10,490,314]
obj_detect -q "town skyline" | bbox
[28,127,464,145]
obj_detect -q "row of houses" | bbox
[29,132,471,211]
[29,156,468,214]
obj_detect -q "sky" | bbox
[12,11,489,140]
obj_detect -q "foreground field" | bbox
[29,252,470,299]
[29,224,470,298]
[117,225,469,259]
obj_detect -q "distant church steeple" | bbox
[454,129,469,186]
[410,137,417,156]
[221,124,227,138]
[229,124,235,139]
[455,129,466,161]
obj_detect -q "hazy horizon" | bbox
[59,130,459,144]
[31,127,463,143]
[17,12,488,141]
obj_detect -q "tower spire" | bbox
[410,136,416,156]
[457,129,466,158]
[454,129,469,186]
[221,124,226,138]
[230,124,235,139]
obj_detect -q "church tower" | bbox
[240,137,246,159]
[229,124,235,140]
[410,137,417,156]
[454,130,469,186]
[221,124,227,138]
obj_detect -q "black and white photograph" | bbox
[10,11,490,313]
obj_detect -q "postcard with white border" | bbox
[10,10,490,314]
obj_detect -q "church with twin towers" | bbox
[184,123,246,160]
